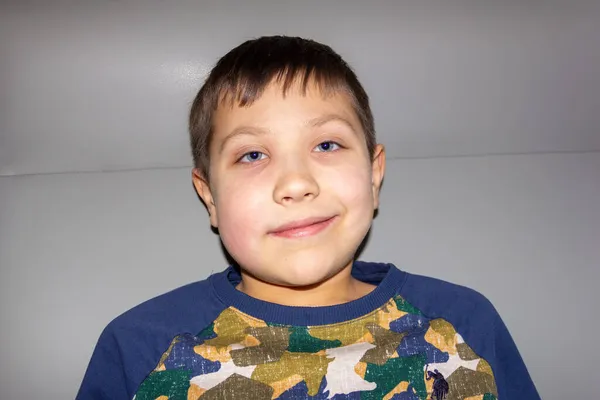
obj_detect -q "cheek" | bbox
[214,177,268,254]
[326,162,373,209]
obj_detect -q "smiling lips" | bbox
[269,216,336,238]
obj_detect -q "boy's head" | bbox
[190,36,385,291]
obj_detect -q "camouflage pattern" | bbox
[133,296,498,399]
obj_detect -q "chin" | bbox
[278,274,329,288]
[274,260,346,288]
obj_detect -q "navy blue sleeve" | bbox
[490,309,540,398]
[76,277,227,399]
[400,272,540,399]
[76,324,130,400]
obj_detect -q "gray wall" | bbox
[1,1,599,399]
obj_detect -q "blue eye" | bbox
[239,151,267,163]
[315,141,340,152]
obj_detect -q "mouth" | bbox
[269,216,337,239]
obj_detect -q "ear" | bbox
[371,144,386,210]
[192,168,218,228]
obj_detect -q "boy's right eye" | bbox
[238,151,267,163]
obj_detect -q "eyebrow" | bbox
[307,114,358,134]
[219,126,270,154]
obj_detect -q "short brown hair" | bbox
[189,36,376,180]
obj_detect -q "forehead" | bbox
[212,80,361,136]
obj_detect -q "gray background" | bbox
[1,1,599,398]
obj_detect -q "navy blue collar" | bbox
[210,261,406,326]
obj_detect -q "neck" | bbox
[236,263,376,307]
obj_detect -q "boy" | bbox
[77,36,540,399]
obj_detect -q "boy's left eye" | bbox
[314,141,341,152]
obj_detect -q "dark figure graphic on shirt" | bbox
[426,365,449,400]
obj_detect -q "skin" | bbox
[192,79,386,307]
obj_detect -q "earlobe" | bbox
[191,168,218,228]
[371,144,386,209]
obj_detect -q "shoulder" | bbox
[84,272,229,397]
[354,261,500,333]
[106,273,224,339]
[397,271,500,333]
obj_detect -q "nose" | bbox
[273,160,320,205]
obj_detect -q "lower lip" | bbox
[270,217,336,239]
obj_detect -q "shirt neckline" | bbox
[209,261,406,326]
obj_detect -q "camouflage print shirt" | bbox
[77,262,540,400]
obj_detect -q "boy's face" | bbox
[193,80,385,288]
